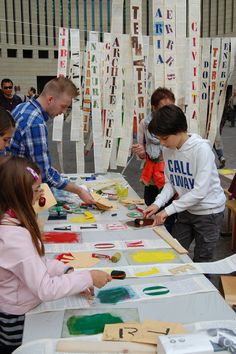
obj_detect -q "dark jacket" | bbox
[0,91,22,111]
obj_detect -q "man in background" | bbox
[0,79,22,112]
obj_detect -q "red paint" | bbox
[43,232,79,243]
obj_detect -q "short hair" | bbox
[41,76,78,98]
[151,87,175,108]
[148,104,188,136]
[1,78,13,87]
[0,156,44,256]
[0,107,15,136]
[29,87,36,94]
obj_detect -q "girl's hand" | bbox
[143,204,159,218]
[80,287,94,300]
[90,270,112,288]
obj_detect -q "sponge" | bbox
[110,252,121,263]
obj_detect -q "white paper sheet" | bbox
[28,295,90,314]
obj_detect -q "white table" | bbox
[23,173,236,344]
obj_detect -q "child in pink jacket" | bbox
[0,156,111,354]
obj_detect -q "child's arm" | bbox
[44,258,72,276]
[143,158,175,218]
[9,230,109,301]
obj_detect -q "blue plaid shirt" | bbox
[10,99,68,189]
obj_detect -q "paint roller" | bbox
[92,252,121,263]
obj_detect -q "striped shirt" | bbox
[9,99,68,190]
[0,312,24,346]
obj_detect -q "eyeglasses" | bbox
[3,86,13,90]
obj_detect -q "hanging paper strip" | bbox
[228,38,236,86]
[199,38,211,138]
[69,29,84,173]
[102,34,123,171]
[83,41,91,134]
[175,0,187,107]
[89,32,104,173]
[216,38,231,127]
[130,0,146,140]
[53,27,69,172]
[109,0,124,170]
[146,44,154,115]
[153,0,165,88]
[164,0,176,93]
[185,0,201,134]
[205,38,221,143]
[102,33,113,169]
[117,34,135,167]
[207,38,231,145]
[143,35,150,106]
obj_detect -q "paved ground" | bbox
[47,116,236,287]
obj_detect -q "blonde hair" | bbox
[41,76,78,98]
[0,156,45,256]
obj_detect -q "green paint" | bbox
[127,211,143,218]
[97,286,135,304]
[143,285,169,296]
[67,313,123,335]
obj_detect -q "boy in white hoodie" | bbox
[143,105,225,262]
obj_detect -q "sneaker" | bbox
[219,156,226,169]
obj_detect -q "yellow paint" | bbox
[131,250,176,264]
[219,169,235,175]
[69,211,96,223]
[135,267,160,277]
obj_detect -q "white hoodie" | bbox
[153,134,226,216]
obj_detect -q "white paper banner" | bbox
[186,0,201,134]
[89,32,104,173]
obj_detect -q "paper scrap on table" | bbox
[44,223,80,232]
[103,320,186,345]
[33,183,57,213]
[91,191,117,211]
[58,251,100,268]
[27,294,90,314]
[69,211,96,223]
[44,238,171,254]
[95,276,217,305]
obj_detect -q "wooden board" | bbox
[153,226,188,254]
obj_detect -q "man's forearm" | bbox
[64,181,82,194]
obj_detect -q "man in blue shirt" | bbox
[10,76,94,204]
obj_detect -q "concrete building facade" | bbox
[0,0,235,94]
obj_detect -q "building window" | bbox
[44,0,48,45]
[23,49,33,58]
[92,0,95,31]
[84,0,87,42]
[54,50,58,59]
[7,49,17,58]
[107,0,111,32]
[99,0,103,41]
[38,50,49,59]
